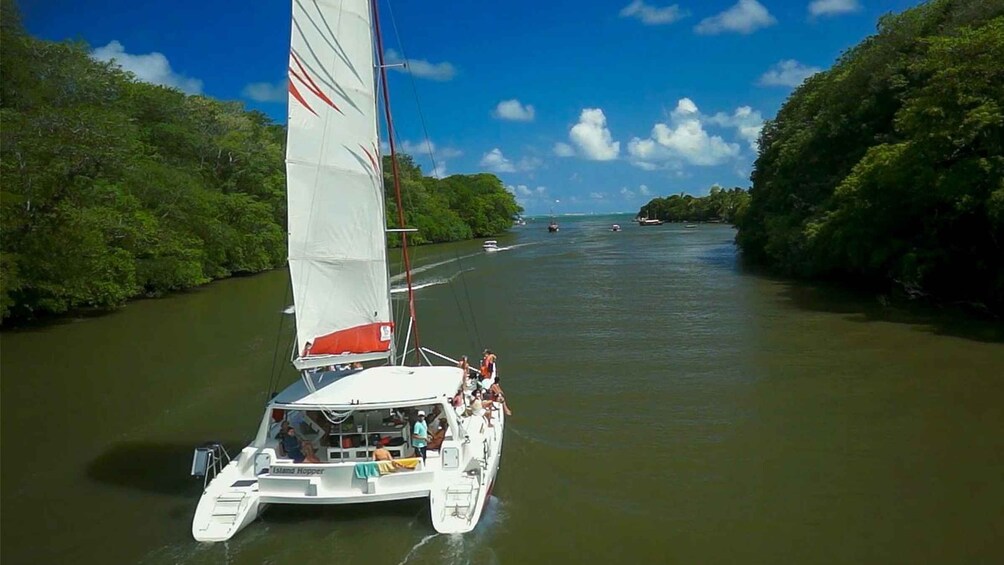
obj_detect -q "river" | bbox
[2,215,1002,564]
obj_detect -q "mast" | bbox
[371,0,422,365]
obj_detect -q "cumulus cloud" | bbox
[91,41,202,94]
[480,148,516,173]
[809,0,861,17]
[639,184,652,196]
[708,106,764,151]
[590,192,606,200]
[619,187,635,199]
[758,59,822,87]
[694,0,776,35]
[553,142,576,157]
[242,80,286,102]
[619,1,688,25]
[385,49,456,81]
[569,108,620,161]
[494,99,535,121]
[627,98,741,170]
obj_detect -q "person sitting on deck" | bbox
[490,377,513,417]
[428,419,449,450]
[280,424,320,464]
[373,444,393,462]
[469,389,494,427]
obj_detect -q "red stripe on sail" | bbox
[288,77,317,116]
[307,322,395,356]
[290,52,342,114]
[360,144,379,175]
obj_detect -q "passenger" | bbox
[428,419,449,450]
[470,389,493,427]
[490,377,513,416]
[373,444,393,462]
[480,349,497,380]
[351,362,364,370]
[411,410,429,462]
[280,421,320,464]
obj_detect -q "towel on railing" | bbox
[356,458,422,479]
[353,462,381,479]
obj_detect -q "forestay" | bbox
[286,0,393,363]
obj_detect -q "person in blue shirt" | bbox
[411,410,429,462]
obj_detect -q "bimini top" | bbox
[273,365,463,408]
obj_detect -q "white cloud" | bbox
[91,41,202,94]
[627,98,741,170]
[553,142,576,157]
[758,59,822,87]
[619,1,688,25]
[619,187,635,198]
[590,192,606,200]
[517,156,543,171]
[480,148,516,173]
[809,0,861,17]
[709,106,764,151]
[569,108,620,161]
[639,184,652,196]
[694,0,776,35]
[385,49,456,81]
[494,99,535,121]
[242,80,286,102]
[536,186,548,195]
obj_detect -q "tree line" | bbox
[0,2,520,323]
[638,186,750,223]
[736,0,1003,315]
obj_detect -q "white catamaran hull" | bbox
[192,367,504,541]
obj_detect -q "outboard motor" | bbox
[191,442,230,489]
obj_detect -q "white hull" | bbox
[192,367,504,541]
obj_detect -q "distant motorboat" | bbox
[483,240,499,252]
[611,224,621,232]
[548,221,559,232]
[636,217,663,226]
[684,224,697,229]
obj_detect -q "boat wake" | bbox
[396,496,506,565]
[391,268,474,295]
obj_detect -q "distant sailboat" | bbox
[191,0,504,542]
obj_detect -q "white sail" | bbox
[286,0,393,362]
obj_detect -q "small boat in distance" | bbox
[611,224,621,232]
[684,224,697,229]
[548,221,559,232]
[637,217,664,226]
[483,240,499,252]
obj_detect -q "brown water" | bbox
[2,217,1003,564]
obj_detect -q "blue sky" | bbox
[23,0,921,215]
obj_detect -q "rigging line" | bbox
[446,248,478,352]
[373,0,422,364]
[265,276,294,402]
[385,0,441,177]
[457,251,484,349]
[386,0,483,352]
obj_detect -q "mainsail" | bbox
[286,0,393,365]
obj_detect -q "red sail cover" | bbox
[308,322,395,356]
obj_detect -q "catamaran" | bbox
[190,0,504,542]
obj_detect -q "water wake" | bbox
[391,268,474,295]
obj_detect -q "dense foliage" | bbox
[638,186,750,223]
[737,0,1004,314]
[0,3,519,323]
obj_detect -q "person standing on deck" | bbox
[480,349,497,380]
[411,410,429,462]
